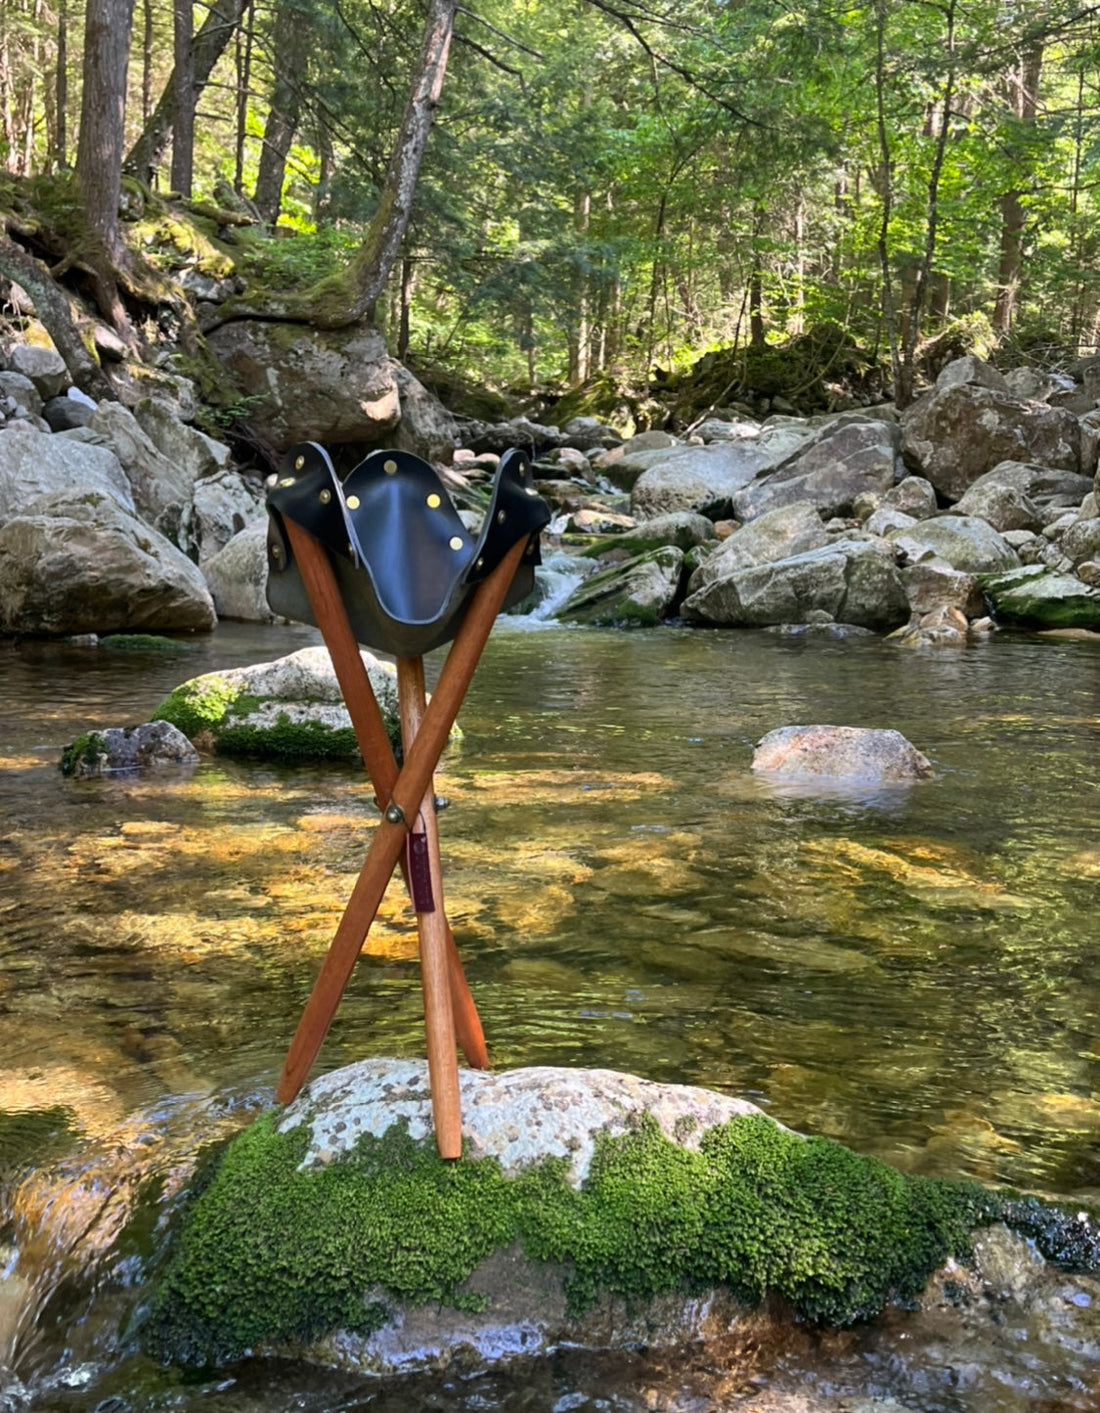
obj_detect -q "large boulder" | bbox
[151,644,402,758]
[0,491,216,634]
[88,401,196,528]
[200,521,274,622]
[979,564,1100,629]
[0,419,135,519]
[752,725,934,782]
[7,343,68,399]
[963,460,1094,511]
[190,470,267,563]
[205,321,401,453]
[687,501,831,593]
[732,419,902,522]
[682,538,909,630]
[584,511,716,558]
[901,385,1081,501]
[133,397,232,483]
[953,480,1042,533]
[555,546,684,627]
[630,444,772,518]
[389,362,459,463]
[890,516,1020,574]
[142,1058,1002,1372]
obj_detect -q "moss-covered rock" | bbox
[978,564,1100,629]
[141,1061,1020,1370]
[151,645,405,761]
[555,546,685,628]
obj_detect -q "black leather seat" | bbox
[265,442,551,657]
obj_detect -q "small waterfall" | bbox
[504,551,590,627]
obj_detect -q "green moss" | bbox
[152,675,243,742]
[59,731,108,776]
[214,714,360,761]
[100,634,194,654]
[143,1112,998,1367]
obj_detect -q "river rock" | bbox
[190,469,267,562]
[934,354,1009,393]
[558,415,621,451]
[205,321,401,453]
[962,459,1094,511]
[901,559,984,617]
[200,521,274,621]
[589,511,716,557]
[901,384,1081,500]
[143,1057,1011,1374]
[890,515,1020,574]
[0,490,216,634]
[630,444,772,517]
[59,721,199,777]
[687,501,830,593]
[953,479,1042,532]
[389,362,459,463]
[864,505,916,538]
[881,474,938,519]
[7,343,68,399]
[152,644,402,758]
[88,401,196,529]
[133,397,233,483]
[0,370,44,418]
[752,725,934,781]
[682,538,908,631]
[979,564,1100,629]
[732,419,902,522]
[0,419,135,519]
[555,546,684,627]
[1056,515,1100,567]
[42,388,94,431]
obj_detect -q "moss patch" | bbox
[152,675,244,743]
[59,731,108,776]
[100,634,195,654]
[143,1112,999,1367]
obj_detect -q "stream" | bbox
[1,616,1098,1410]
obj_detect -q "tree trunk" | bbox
[0,235,114,398]
[568,186,591,384]
[55,0,68,168]
[76,0,135,333]
[207,0,458,330]
[993,41,1043,334]
[252,0,311,226]
[170,0,195,196]
[233,0,254,193]
[125,0,244,184]
[749,205,766,351]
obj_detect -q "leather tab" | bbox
[407,832,436,913]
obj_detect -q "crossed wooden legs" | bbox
[274,521,527,1157]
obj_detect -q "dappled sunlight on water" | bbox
[1,620,1099,1407]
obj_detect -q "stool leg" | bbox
[283,518,488,1069]
[398,657,462,1159]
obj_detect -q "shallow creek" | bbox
[1,620,1098,1410]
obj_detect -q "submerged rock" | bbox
[555,546,684,627]
[151,644,402,759]
[59,721,198,776]
[752,725,935,782]
[142,1059,999,1371]
[979,564,1100,629]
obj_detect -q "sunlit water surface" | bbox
[1,619,1098,1410]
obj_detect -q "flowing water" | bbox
[1,616,1098,1410]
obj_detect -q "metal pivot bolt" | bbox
[384,802,407,826]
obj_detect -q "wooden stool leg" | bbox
[283,518,489,1070]
[398,657,461,1158]
[275,537,529,1107]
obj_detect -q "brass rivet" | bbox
[525,543,534,555]
[347,541,354,555]
[384,459,398,474]
[427,493,441,509]
[449,536,463,550]
[496,509,507,524]
[518,461,526,471]
[294,455,305,471]
[475,556,484,570]
[525,486,538,496]
[265,473,277,487]
[271,544,282,560]
[278,476,295,487]
[319,488,331,504]
[346,494,360,510]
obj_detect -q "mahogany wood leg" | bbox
[398,656,461,1158]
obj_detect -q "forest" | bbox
[2,0,1100,419]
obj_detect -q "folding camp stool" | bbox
[264,443,550,1157]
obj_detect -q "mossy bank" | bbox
[138,1060,1076,1371]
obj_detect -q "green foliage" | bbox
[151,675,243,742]
[144,1111,999,1366]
